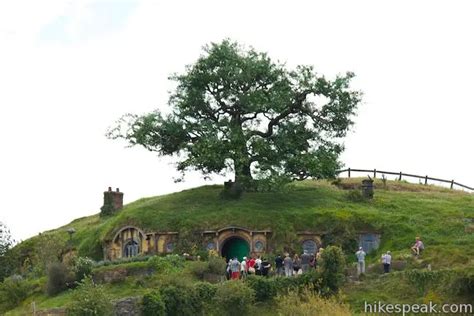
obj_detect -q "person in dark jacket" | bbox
[275,254,284,276]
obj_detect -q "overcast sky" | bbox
[1,0,473,241]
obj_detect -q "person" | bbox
[381,251,391,273]
[355,247,366,276]
[275,254,284,276]
[293,254,301,275]
[411,237,424,256]
[255,256,262,276]
[301,250,311,273]
[248,256,256,275]
[226,259,231,280]
[261,258,271,276]
[316,247,324,262]
[309,253,316,269]
[230,257,240,280]
[283,253,293,277]
[240,256,248,279]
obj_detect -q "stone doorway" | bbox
[221,236,250,261]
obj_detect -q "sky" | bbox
[1,0,473,241]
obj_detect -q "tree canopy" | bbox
[108,40,361,190]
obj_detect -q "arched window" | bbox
[360,233,379,253]
[302,240,317,254]
[123,240,140,257]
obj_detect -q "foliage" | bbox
[276,289,351,316]
[147,254,185,273]
[188,261,209,279]
[214,280,255,315]
[346,189,365,202]
[246,275,277,302]
[33,233,67,275]
[319,246,346,295]
[46,262,72,296]
[100,193,115,217]
[0,222,16,282]
[0,275,31,312]
[66,277,113,316]
[108,39,361,190]
[73,257,94,281]
[194,281,217,301]
[142,290,166,316]
[159,284,202,316]
[208,255,227,274]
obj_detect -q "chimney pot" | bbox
[116,188,120,192]
[108,187,112,192]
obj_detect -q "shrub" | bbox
[319,246,346,295]
[194,281,217,301]
[208,256,227,274]
[0,275,31,312]
[148,255,184,274]
[214,281,255,315]
[142,290,166,316]
[67,277,113,316]
[73,257,94,281]
[189,261,208,279]
[160,285,202,316]
[46,262,72,296]
[347,189,364,202]
[246,275,277,302]
[276,289,351,316]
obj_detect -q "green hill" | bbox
[64,179,474,265]
[3,179,474,315]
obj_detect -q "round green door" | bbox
[221,238,250,261]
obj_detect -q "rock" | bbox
[113,296,142,316]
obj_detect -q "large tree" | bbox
[109,40,361,190]
[0,222,15,281]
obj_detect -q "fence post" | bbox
[450,180,454,189]
[373,169,377,178]
[399,172,402,181]
[425,175,428,185]
[348,168,351,178]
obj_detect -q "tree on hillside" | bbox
[0,222,15,281]
[108,40,361,190]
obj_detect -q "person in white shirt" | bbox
[240,256,248,279]
[381,251,392,273]
[355,247,366,276]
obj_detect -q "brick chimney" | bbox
[102,187,124,213]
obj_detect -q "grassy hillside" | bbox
[54,179,473,266]
[4,179,473,315]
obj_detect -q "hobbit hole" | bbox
[100,190,382,260]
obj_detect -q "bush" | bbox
[148,255,184,274]
[46,262,72,296]
[194,281,217,301]
[246,275,277,302]
[208,256,227,274]
[160,285,202,316]
[0,275,31,312]
[319,246,346,295]
[73,257,94,281]
[189,261,208,279]
[214,281,255,315]
[67,277,113,316]
[276,289,351,316]
[142,290,166,316]
[347,189,364,202]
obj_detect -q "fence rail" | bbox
[335,168,474,192]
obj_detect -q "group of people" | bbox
[226,249,323,280]
[355,236,425,276]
